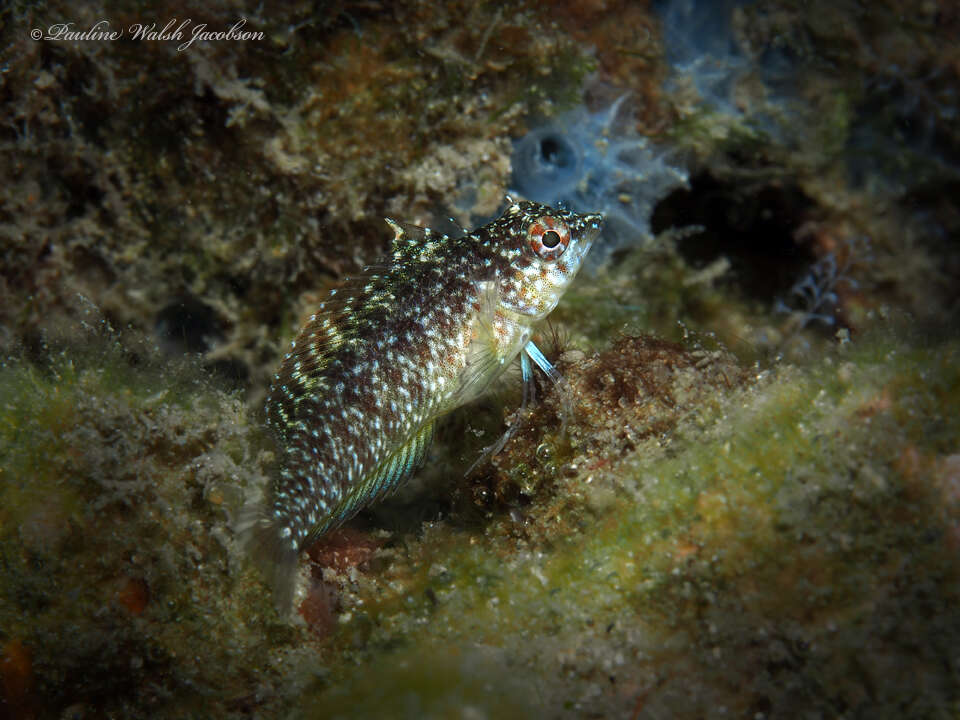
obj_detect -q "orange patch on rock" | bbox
[305,527,381,573]
[115,577,150,616]
[673,538,699,561]
[298,578,340,638]
[855,387,892,420]
[895,445,934,502]
[1,639,36,719]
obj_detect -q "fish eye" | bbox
[541,230,562,248]
[527,216,570,260]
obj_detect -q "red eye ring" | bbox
[528,215,570,260]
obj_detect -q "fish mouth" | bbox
[582,212,605,230]
[573,212,604,257]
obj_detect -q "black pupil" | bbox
[541,230,562,249]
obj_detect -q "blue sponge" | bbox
[510,98,688,266]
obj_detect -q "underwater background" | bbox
[1,0,959,718]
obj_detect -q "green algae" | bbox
[306,643,539,720]
[1,302,957,719]
[304,323,960,718]
[0,319,316,717]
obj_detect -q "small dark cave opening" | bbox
[651,172,818,304]
[154,297,249,389]
[155,297,222,356]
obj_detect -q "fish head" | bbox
[492,201,603,320]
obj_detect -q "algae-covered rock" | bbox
[0,314,316,717]
[2,1,960,718]
[303,323,960,719]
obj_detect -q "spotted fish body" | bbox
[242,201,602,611]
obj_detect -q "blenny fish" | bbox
[241,200,602,612]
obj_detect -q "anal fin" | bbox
[305,421,437,545]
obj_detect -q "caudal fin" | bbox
[235,503,301,617]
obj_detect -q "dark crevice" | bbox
[154,297,223,356]
[651,172,817,303]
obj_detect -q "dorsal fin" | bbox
[267,265,394,433]
[385,218,447,258]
